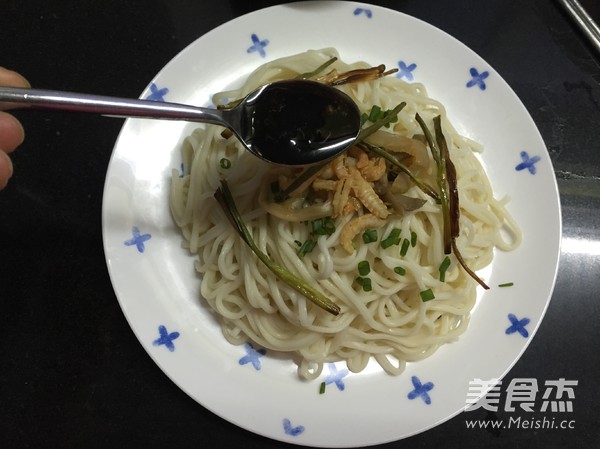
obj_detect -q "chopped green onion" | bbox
[356,276,372,292]
[381,228,401,249]
[368,105,382,122]
[364,105,399,128]
[498,282,514,288]
[312,217,336,236]
[360,113,369,126]
[362,229,378,243]
[297,239,317,258]
[394,266,406,276]
[358,260,371,276]
[294,240,302,247]
[420,289,435,302]
[439,256,451,282]
[400,239,410,257]
[319,381,326,394]
[357,102,406,143]
[219,157,231,169]
[410,231,417,247]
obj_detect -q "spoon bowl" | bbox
[0,80,361,166]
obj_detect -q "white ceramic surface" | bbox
[102,2,561,447]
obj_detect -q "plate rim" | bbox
[101,1,562,446]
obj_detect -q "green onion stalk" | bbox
[295,57,338,80]
[416,113,452,254]
[416,114,489,290]
[214,179,341,315]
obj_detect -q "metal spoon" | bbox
[0,80,361,166]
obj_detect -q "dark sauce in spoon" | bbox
[240,80,360,166]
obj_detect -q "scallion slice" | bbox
[312,217,336,236]
[362,229,378,243]
[394,266,406,276]
[297,239,317,258]
[381,228,401,249]
[360,113,369,126]
[356,276,372,292]
[439,256,451,282]
[356,102,406,143]
[368,105,382,123]
[400,238,410,257]
[420,289,435,302]
[358,260,370,276]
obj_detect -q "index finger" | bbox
[0,67,31,111]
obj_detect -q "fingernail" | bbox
[0,151,13,189]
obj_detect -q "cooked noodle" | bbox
[170,49,521,379]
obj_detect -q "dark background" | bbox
[1,1,599,448]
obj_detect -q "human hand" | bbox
[0,67,30,190]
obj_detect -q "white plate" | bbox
[102,2,561,447]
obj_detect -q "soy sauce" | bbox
[240,80,360,166]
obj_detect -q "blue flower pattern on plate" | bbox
[124,226,152,253]
[515,151,541,174]
[407,375,434,404]
[239,342,266,370]
[324,363,349,391]
[353,7,372,18]
[247,33,269,57]
[283,418,305,436]
[397,61,417,81]
[153,325,180,352]
[466,67,489,90]
[506,313,530,338]
[146,83,169,101]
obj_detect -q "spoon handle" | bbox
[0,86,228,125]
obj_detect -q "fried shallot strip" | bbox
[339,213,386,253]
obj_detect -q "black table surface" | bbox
[2,1,599,448]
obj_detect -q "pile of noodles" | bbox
[170,49,521,379]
